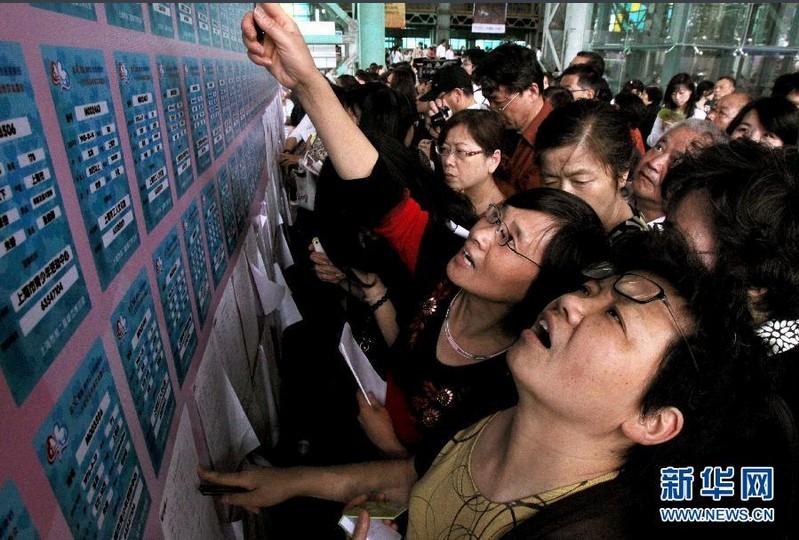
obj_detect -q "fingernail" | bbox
[253,4,266,19]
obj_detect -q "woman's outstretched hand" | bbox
[241,4,321,91]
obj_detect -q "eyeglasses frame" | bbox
[485,203,541,267]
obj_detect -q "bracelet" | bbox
[369,291,390,311]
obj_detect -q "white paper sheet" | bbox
[244,227,267,278]
[252,203,274,272]
[272,263,302,331]
[338,323,387,406]
[232,254,260,363]
[159,406,224,540]
[275,224,294,269]
[257,343,281,448]
[193,348,260,471]
[212,284,251,405]
[249,262,285,316]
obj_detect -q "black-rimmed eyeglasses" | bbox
[583,263,700,372]
[485,203,540,267]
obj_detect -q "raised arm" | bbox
[242,4,378,179]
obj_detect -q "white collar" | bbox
[756,319,799,356]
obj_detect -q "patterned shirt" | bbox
[407,414,618,539]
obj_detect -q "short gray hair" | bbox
[666,118,729,147]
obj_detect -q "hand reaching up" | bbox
[241,4,321,91]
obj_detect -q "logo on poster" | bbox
[116,316,128,339]
[45,423,69,464]
[49,60,70,91]
[118,61,130,84]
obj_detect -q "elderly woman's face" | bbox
[540,143,627,231]
[508,272,691,432]
[440,124,499,195]
[731,109,784,148]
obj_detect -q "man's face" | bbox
[707,93,749,131]
[559,74,593,100]
[713,78,735,100]
[633,127,706,211]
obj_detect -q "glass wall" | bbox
[588,3,799,97]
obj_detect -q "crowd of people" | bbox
[199,4,799,538]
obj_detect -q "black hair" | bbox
[615,229,768,476]
[437,109,505,153]
[620,79,645,95]
[772,71,799,99]
[502,188,609,333]
[472,43,544,96]
[335,74,360,91]
[695,79,715,100]
[614,92,646,129]
[574,50,605,76]
[542,85,574,110]
[664,73,699,117]
[462,48,487,67]
[355,69,380,84]
[727,96,799,145]
[560,64,611,102]
[643,85,663,107]
[345,83,416,144]
[536,100,638,185]
[664,140,799,321]
[388,65,418,104]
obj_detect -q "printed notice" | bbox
[181,200,211,326]
[194,3,212,47]
[40,45,140,290]
[156,56,194,199]
[33,341,151,540]
[201,58,224,159]
[159,406,223,539]
[208,4,222,49]
[114,51,173,232]
[228,60,242,136]
[31,3,97,20]
[0,41,91,405]
[176,3,197,43]
[148,3,175,38]
[215,163,237,255]
[182,57,211,176]
[0,480,40,539]
[215,60,234,148]
[200,180,227,288]
[225,151,244,236]
[110,269,176,474]
[153,227,197,385]
[105,3,146,32]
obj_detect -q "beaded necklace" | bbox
[443,290,512,361]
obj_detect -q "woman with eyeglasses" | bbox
[200,227,766,538]
[240,5,609,462]
[537,99,649,242]
[355,188,607,460]
[433,108,506,217]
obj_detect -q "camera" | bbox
[430,106,451,128]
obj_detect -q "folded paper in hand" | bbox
[338,322,387,406]
[339,499,406,540]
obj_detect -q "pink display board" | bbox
[0,4,280,537]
